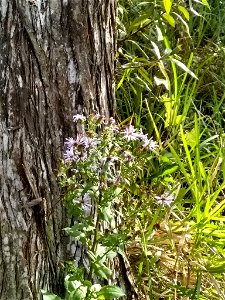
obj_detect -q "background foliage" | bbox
[116,0,225,299]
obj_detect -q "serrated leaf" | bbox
[163,13,175,27]
[171,58,198,79]
[163,0,173,14]
[101,232,127,249]
[97,286,126,299]
[41,290,62,300]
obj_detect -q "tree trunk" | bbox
[0,0,116,299]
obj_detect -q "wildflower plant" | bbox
[43,114,161,300]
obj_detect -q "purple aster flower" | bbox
[64,147,75,163]
[136,128,148,141]
[94,113,101,120]
[109,117,116,124]
[75,135,97,149]
[109,123,119,133]
[122,125,139,141]
[64,137,76,163]
[73,114,86,122]
[65,137,75,149]
[143,138,158,151]
[155,192,174,206]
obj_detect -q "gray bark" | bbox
[0,0,116,299]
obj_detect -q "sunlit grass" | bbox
[116,0,225,299]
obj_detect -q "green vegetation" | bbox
[42,115,160,300]
[44,1,225,299]
[116,0,225,298]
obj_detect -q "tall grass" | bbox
[116,0,225,298]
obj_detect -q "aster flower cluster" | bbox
[61,114,162,219]
[64,114,158,164]
[57,114,175,300]
[60,113,176,229]
[122,125,158,151]
[64,133,98,163]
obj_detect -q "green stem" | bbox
[87,187,103,281]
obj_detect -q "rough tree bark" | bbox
[0,0,118,299]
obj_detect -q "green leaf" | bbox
[64,277,88,300]
[201,0,210,8]
[154,76,169,90]
[155,25,163,41]
[97,286,126,299]
[174,115,185,125]
[160,165,178,177]
[101,232,127,249]
[184,128,198,148]
[163,13,175,27]
[138,67,153,86]
[114,187,122,196]
[151,41,161,59]
[178,5,190,20]
[117,69,127,90]
[64,223,95,243]
[95,244,108,262]
[128,14,150,30]
[41,291,62,300]
[173,12,190,37]
[69,289,87,300]
[207,261,225,273]
[163,0,173,15]
[189,2,201,16]
[125,40,149,59]
[94,262,112,279]
[100,205,113,222]
[171,58,198,80]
